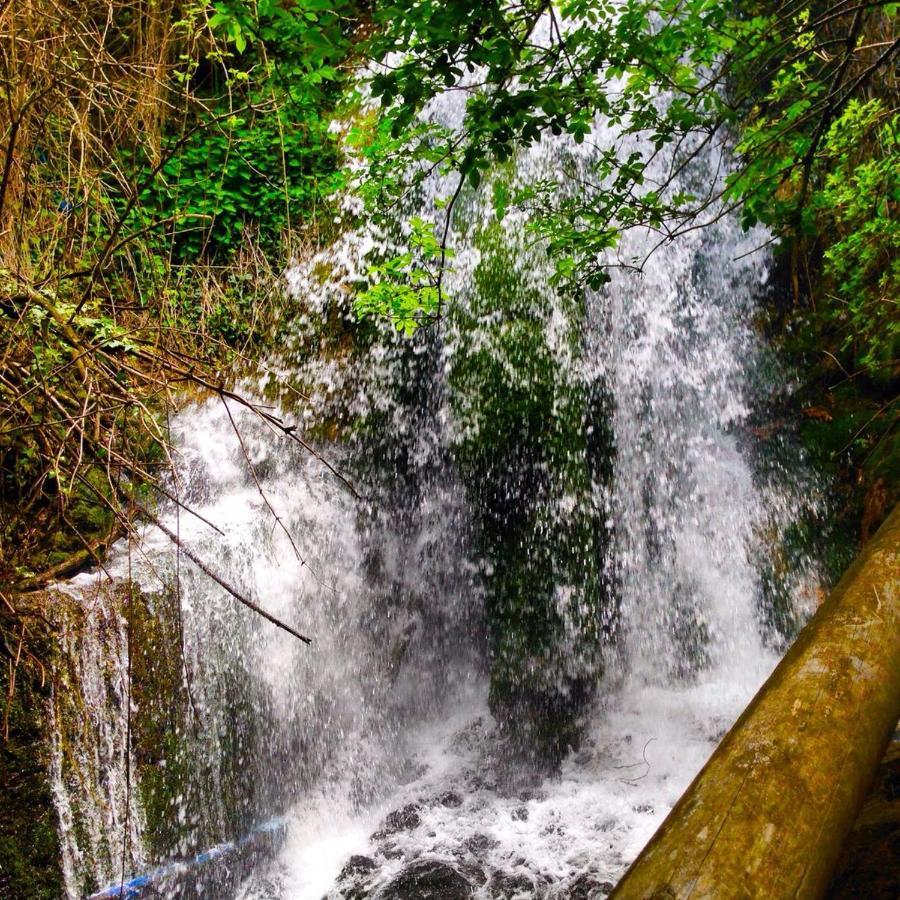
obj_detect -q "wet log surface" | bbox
[611,505,900,900]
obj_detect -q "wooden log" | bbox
[611,505,900,900]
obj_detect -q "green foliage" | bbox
[127,0,353,261]
[724,20,897,387]
[352,2,896,352]
[355,0,746,306]
[133,108,341,261]
[721,8,898,533]
[813,101,898,378]
[354,217,451,334]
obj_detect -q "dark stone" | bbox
[489,871,536,898]
[462,832,499,854]
[379,859,475,900]
[458,863,489,887]
[511,806,529,821]
[0,637,63,900]
[340,883,375,900]
[340,855,378,879]
[563,874,614,899]
[374,803,421,838]
[826,742,900,899]
[436,790,463,808]
[341,882,376,900]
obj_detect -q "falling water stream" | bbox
[56,32,823,900]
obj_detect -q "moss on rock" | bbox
[0,599,64,899]
[448,224,615,764]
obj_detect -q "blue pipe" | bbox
[87,816,288,899]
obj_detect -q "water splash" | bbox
[51,16,823,897]
[49,583,146,898]
[240,40,814,897]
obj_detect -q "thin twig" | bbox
[144,509,313,644]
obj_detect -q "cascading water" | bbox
[52,22,823,900]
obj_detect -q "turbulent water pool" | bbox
[57,34,822,900]
[240,669,776,899]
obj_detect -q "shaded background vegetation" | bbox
[0,0,356,591]
[1,3,356,895]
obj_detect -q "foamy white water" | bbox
[238,666,776,899]
[236,33,802,899]
[53,13,820,898]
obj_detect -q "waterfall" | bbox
[51,26,822,900]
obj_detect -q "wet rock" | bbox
[511,806,529,822]
[330,854,380,900]
[374,803,421,838]
[469,773,499,792]
[459,863,489,887]
[436,790,463,808]
[334,881,374,900]
[379,859,475,900]
[561,873,614,899]
[462,832,499,854]
[489,871,536,898]
[339,855,378,879]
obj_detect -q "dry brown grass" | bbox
[0,0,293,589]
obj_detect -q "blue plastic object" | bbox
[87,816,287,899]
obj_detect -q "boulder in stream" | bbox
[489,870,539,898]
[374,803,422,838]
[379,858,476,900]
[560,873,615,899]
[340,854,378,879]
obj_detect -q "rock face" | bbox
[826,741,900,900]
[335,853,380,900]
[340,855,378,880]
[462,832,499,854]
[373,804,422,839]
[379,859,475,900]
[436,790,463,808]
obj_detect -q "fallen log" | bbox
[611,505,900,900]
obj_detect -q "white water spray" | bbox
[52,19,822,899]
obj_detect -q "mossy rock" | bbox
[447,224,616,763]
[0,597,64,899]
